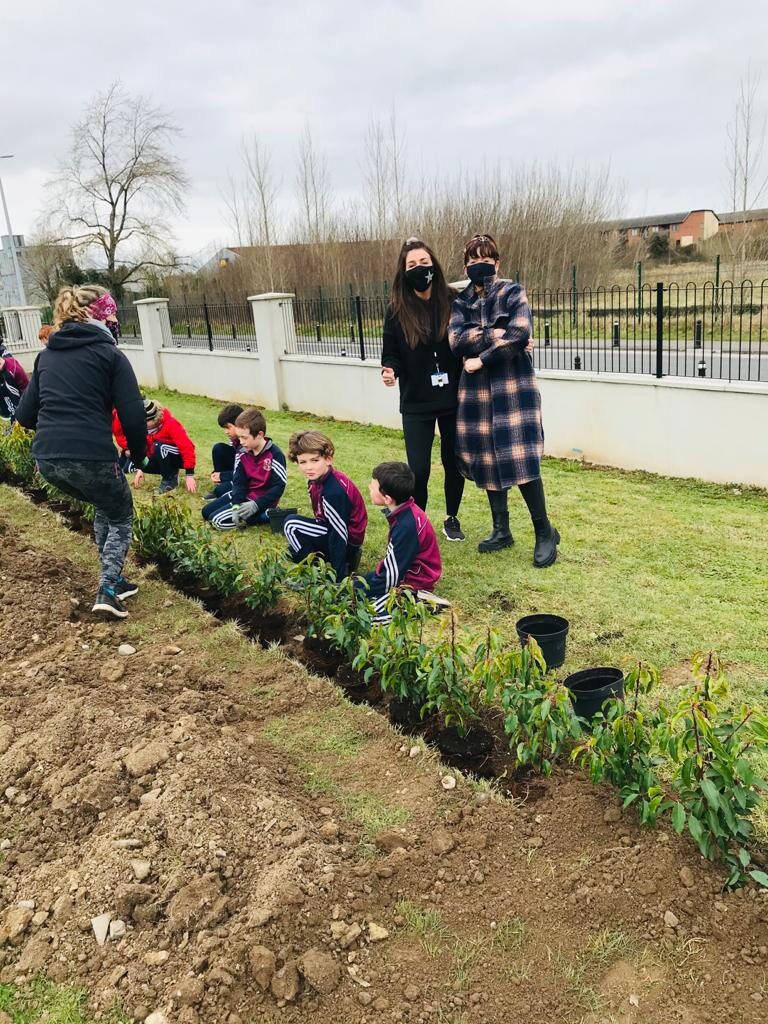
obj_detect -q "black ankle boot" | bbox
[478,490,513,553]
[532,520,560,567]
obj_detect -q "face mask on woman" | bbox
[466,262,496,286]
[404,265,434,292]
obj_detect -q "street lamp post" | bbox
[0,155,27,307]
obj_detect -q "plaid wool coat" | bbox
[448,279,543,490]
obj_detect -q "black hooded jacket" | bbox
[15,321,147,464]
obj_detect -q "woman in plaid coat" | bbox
[449,234,559,567]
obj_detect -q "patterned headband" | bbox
[89,293,118,321]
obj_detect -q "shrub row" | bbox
[1,424,766,889]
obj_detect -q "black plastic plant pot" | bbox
[389,697,426,733]
[267,507,298,535]
[565,667,624,722]
[435,725,494,762]
[515,613,570,670]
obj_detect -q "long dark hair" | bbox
[390,238,453,350]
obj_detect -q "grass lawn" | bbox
[139,389,768,712]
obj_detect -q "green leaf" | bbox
[700,778,722,811]
[687,814,706,849]
[749,870,768,888]
[737,847,751,868]
[671,803,686,833]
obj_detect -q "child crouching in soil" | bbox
[204,402,244,500]
[202,408,287,529]
[113,399,197,494]
[357,461,447,622]
[283,430,368,581]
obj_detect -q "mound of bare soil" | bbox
[0,503,766,1024]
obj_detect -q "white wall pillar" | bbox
[248,292,295,409]
[133,298,169,389]
[1,305,42,348]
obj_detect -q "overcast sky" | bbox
[2,0,767,261]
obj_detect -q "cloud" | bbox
[1,0,767,257]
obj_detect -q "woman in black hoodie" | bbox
[16,285,147,619]
[381,238,465,541]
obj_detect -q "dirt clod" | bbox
[300,948,342,994]
[249,945,276,990]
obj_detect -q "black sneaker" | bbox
[443,516,466,542]
[115,576,139,600]
[203,490,217,500]
[157,474,179,495]
[92,588,129,619]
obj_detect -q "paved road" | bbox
[151,333,767,381]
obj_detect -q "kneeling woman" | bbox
[448,233,559,566]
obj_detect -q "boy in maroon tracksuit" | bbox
[202,407,286,530]
[358,461,446,622]
[283,430,368,580]
[0,345,29,421]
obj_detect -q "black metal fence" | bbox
[165,299,257,352]
[116,304,141,344]
[287,294,387,359]
[284,280,768,382]
[529,280,768,381]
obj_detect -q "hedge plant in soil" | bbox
[572,661,667,825]
[353,590,432,728]
[496,638,582,777]
[662,652,768,889]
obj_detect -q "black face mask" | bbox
[466,262,496,285]
[404,265,434,292]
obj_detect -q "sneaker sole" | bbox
[91,600,129,619]
[115,586,139,599]
[442,530,466,542]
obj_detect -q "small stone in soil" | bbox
[679,867,695,888]
[118,644,136,657]
[664,910,680,929]
[441,776,457,790]
[91,912,112,946]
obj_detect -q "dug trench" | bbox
[5,469,555,797]
[1,486,768,1023]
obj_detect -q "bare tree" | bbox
[21,233,78,303]
[725,67,768,266]
[388,107,407,234]
[45,82,188,296]
[295,123,332,243]
[243,138,279,289]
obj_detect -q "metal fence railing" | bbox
[287,295,387,359]
[529,279,768,382]
[283,279,768,382]
[165,299,257,352]
[116,304,142,345]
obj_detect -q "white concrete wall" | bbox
[150,349,271,406]
[536,371,768,487]
[280,355,402,430]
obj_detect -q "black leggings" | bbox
[402,411,465,517]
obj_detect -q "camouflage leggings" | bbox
[36,459,134,591]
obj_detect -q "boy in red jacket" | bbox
[113,399,197,494]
